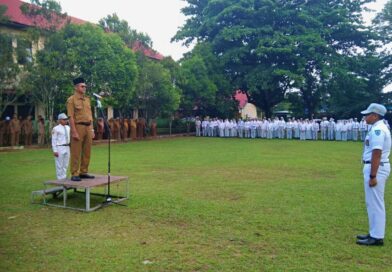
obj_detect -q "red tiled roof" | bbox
[1,0,165,60]
[234,90,248,109]
[132,40,164,61]
[0,0,85,29]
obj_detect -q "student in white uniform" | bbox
[320,117,328,140]
[299,120,306,140]
[237,119,244,138]
[202,119,208,136]
[359,117,368,141]
[311,120,319,140]
[51,113,71,180]
[328,118,335,140]
[195,117,201,136]
[293,119,300,139]
[267,119,273,139]
[352,118,360,141]
[357,103,391,246]
[286,118,293,139]
[341,120,348,141]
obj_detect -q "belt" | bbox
[363,161,389,166]
[76,122,91,126]
[57,144,70,146]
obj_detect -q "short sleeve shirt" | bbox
[362,120,391,162]
[66,92,93,124]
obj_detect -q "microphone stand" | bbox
[95,97,125,206]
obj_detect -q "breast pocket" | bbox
[74,102,83,112]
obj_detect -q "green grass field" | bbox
[0,137,391,271]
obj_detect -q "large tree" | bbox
[177,53,218,117]
[174,0,376,117]
[22,23,138,120]
[98,13,152,48]
[132,54,180,119]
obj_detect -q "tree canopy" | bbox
[22,23,138,120]
[174,0,383,118]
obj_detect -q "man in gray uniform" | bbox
[357,103,391,246]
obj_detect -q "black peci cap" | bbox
[73,77,85,85]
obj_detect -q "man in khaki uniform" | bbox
[67,77,95,182]
[22,115,33,146]
[9,114,21,146]
[122,118,129,140]
[37,115,46,145]
[96,117,105,140]
[114,117,121,140]
[150,119,157,137]
[130,118,137,140]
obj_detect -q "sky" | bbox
[56,0,389,61]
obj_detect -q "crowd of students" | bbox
[195,116,391,141]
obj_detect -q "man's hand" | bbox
[53,152,59,157]
[72,132,80,141]
[369,177,377,187]
[91,131,95,139]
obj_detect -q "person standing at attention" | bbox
[357,103,391,246]
[67,77,95,182]
[51,113,70,180]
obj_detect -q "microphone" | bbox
[93,92,103,99]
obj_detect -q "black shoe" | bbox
[71,176,82,182]
[79,173,95,179]
[356,237,384,246]
[356,234,370,240]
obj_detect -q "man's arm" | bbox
[51,128,59,157]
[369,149,382,187]
[66,97,80,141]
[69,116,79,141]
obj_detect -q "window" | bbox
[0,34,13,63]
[16,37,32,65]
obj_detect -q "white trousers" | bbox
[55,147,70,180]
[363,163,390,239]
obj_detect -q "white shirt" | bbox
[362,120,391,162]
[51,124,70,153]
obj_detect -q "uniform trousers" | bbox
[328,129,334,140]
[25,133,32,145]
[231,128,237,137]
[312,131,318,140]
[335,131,341,141]
[341,131,347,141]
[70,124,92,176]
[11,132,20,146]
[287,129,292,139]
[363,163,390,239]
[257,128,262,138]
[250,128,256,138]
[202,127,207,136]
[267,130,273,139]
[321,129,327,140]
[300,131,306,140]
[238,128,243,138]
[347,130,352,140]
[224,128,230,137]
[55,146,70,180]
[294,128,299,138]
[196,127,201,136]
[353,130,358,141]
